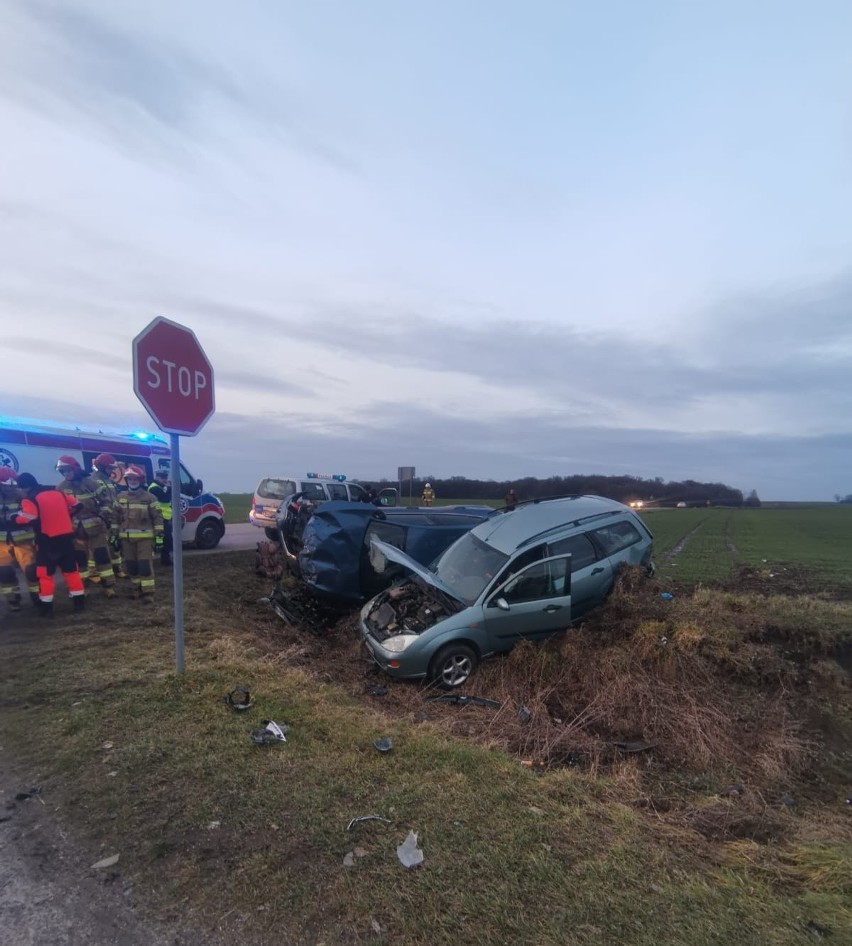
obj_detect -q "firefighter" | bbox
[148,468,173,566]
[55,455,116,597]
[15,472,86,617]
[421,482,435,506]
[0,468,39,611]
[115,465,163,599]
[91,452,128,578]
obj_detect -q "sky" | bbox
[1,0,850,500]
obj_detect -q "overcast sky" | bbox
[1,0,850,500]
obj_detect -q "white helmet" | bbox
[424,483,431,488]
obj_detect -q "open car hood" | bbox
[369,538,464,604]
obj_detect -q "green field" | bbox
[644,506,852,590]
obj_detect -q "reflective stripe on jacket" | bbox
[115,490,164,539]
[1,485,36,543]
[148,483,173,520]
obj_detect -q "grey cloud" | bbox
[2,1,359,171]
[5,337,125,373]
[216,368,310,398]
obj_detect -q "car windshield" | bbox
[431,533,509,606]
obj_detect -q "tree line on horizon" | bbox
[375,474,747,507]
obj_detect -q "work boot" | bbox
[103,586,116,599]
[87,574,102,585]
[8,594,22,612]
[114,566,129,579]
[73,595,86,612]
[40,600,54,619]
[30,592,41,607]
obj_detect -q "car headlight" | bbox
[382,633,419,654]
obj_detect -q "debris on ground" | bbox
[425,694,501,709]
[15,786,42,801]
[347,815,393,831]
[224,685,253,711]
[91,854,120,869]
[396,830,424,868]
[250,720,288,745]
[373,736,393,753]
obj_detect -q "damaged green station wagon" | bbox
[360,495,654,688]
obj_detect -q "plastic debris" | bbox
[91,854,120,869]
[347,815,393,831]
[517,705,532,724]
[614,740,656,753]
[208,821,221,830]
[425,694,501,709]
[805,920,831,938]
[250,720,288,745]
[396,830,424,868]
[224,685,253,711]
[343,851,355,868]
[101,742,114,751]
[373,736,393,753]
[368,684,388,697]
[660,592,674,600]
[776,793,796,807]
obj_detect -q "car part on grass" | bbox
[346,815,393,831]
[396,830,424,868]
[614,740,656,753]
[250,720,288,745]
[424,694,502,709]
[517,704,532,723]
[224,685,253,711]
[367,684,388,697]
[373,736,393,753]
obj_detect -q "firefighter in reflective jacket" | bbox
[0,468,39,611]
[148,469,173,566]
[91,453,128,578]
[115,465,164,599]
[15,472,86,617]
[55,455,116,597]
[421,483,435,506]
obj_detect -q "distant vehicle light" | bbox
[629,500,644,509]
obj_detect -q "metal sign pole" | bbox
[170,433,185,672]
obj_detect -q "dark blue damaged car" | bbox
[276,500,498,603]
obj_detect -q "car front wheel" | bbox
[195,519,223,550]
[430,644,478,689]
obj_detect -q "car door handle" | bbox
[543,604,563,613]
[591,567,605,575]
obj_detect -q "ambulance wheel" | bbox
[195,519,223,550]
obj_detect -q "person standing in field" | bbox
[0,468,39,611]
[504,488,519,510]
[15,472,86,617]
[91,452,128,579]
[115,465,163,600]
[421,483,435,506]
[148,468,174,566]
[55,455,117,597]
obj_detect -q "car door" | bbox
[547,532,610,619]
[481,554,572,652]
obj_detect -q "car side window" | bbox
[589,520,642,556]
[548,533,597,572]
[348,484,365,501]
[300,482,327,501]
[500,558,569,603]
[326,483,348,500]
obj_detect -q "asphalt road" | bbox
[184,522,259,555]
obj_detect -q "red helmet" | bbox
[93,452,117,472]
[124,465,145,480]
[0,467,17,484]
[56,455,81,472]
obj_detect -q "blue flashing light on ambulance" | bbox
[0,418,226,549]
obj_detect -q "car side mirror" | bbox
[492,597,510,612]
[195,478,203,496]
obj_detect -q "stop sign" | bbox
[132,317,215,436]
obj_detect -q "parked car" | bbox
[249,473,397,539]
[273,500,497,602]
[360,495,654,688]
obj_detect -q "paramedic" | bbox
[15,472,86,617]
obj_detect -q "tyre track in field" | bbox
[664,513,716,562]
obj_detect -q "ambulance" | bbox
[0,418,226,548]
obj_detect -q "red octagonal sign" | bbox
[133,317,215,436]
